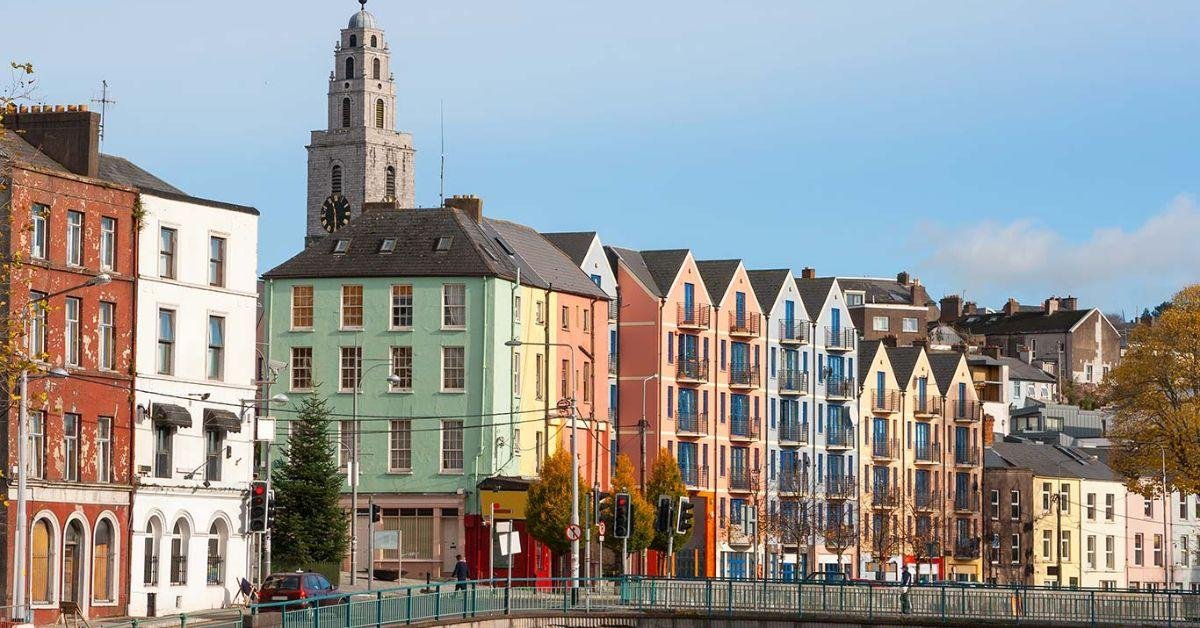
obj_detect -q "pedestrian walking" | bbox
[901,566,912,587]
[453,554,470,591]
[900,583,912,615]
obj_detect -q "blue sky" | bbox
[6,1,1199,315]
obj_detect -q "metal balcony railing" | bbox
[676,358,709,383]
[729,364,759,389]
[608,353,617,376]
[914,489,941,511]
[871,438,900,460]
[608,299,619,322]
[680,464,709,488]
[871,485,900,509]
[955,446,980,467]
[826,426,855,449]
[870,389,901,413]
[777,369,809,395]
[778,419,809,444]
[676,410,709,436]
[779,321,810,345]
[955,538,981,559]
[913,396,943,417]
[826,475,857,499]
[826,376,855,399]
[954,491,981,512]
[825,326,856,351]
[952,399,983,423]
[677,304,711,329]
[914,443,943,464]
[730,414,760,440]
[729,468,753,491]
[778,470,810,494]
[729,313,760,338]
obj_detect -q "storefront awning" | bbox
[152,403,192,428]
[203,408,242,433]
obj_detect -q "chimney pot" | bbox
[897,271,910,285]
[445,194,483,223]
[800,267,816,279]
[982,345,1001,359]
[1003,298,1020,316]
[940,295,964,323]
[1043,297,1059,316]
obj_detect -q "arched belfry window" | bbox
[371,35,378,47]
[349,34,357,48]
[386,166,396,199]
[345,57,355,80]
[332,165,343,195]
[372,58,381,80]
[375,99,385,129]
[342,97,351,128]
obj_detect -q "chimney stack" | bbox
[881,335,898,348]
[445,194,483,223]
[982,345,1001,359]
[963,301,977,316]
[1,107,101,177]
[800,267,816,280]
[897,270,911,285]
[1003,298,1020,316]
[939,295,963,323]
[1060,296,1078,311]
[1043,297,1059,316]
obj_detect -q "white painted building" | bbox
[1078,478,1127,590]
[128,190,260,617]
[1172,492,1200,592]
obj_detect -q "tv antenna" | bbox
[439,99,446,206]
[91,80,117,146]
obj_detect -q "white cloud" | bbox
[916,195,1200,312]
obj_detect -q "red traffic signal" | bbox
[613,493,631,539]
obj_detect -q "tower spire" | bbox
[359,0,367,7]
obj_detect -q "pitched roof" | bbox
[996,356,1056,383]
[640,249,690,298]
[263,208,519,280]
[0,129,70,172]
[885,345,924,388]
[795,277,836,317]
[926,351,966,392]
[605,246,662,297]
[487,220,608,299]
[858,339,882,386]
[746,269,790,311]
[540,231,596,266]
[837,277,935,306]
[953,309,1092,335]
[988,441,1119,481]
[98,154,184,195]
[695,259,741,304]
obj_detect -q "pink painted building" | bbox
[1126,490,1171,590]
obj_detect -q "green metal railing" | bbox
[249,577,1200,627]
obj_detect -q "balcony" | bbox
[677,304,711,330]
[680,464,710,489]
[825,327,856,352]
[730,414,760,440]
[676,358,709,384]
[608,299,619,322]
[779,321,810,345]
[914,489,941,512]
[954,446,980,467]
[871,438,900,460]
[778,470,810,495]
[914,443,943,465]
[870,485,900,509]
[777,369,809,395]
[826,376,855,400]
[729,364,760,390]
[778,419,809,445]
[676,411,709,436]
[729,468,753,492]
[608,353,618,377]
[826,426,855,449]
[729,312,760,338]
[954,538,981,559]
[826,476,857,500]
[869,389,901,414]
[954,491,981,513]
[913,396,943,419]
[951,399,983,423]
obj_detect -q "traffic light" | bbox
[370,503,382,524]
[655,495,673,533]
[0,471,9,507]
[249,481,268,532]
[675,496,694,534]
[594,489,611,527]
[267,490,278,528]
[613,493,631,539]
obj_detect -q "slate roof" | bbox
[795,277,836,318]
[540,231,596,266]
[885,345,924,388]
[996,356,1056,383]
[98,154,184,195]
[640,249,690,298]
[858,339,882,386]
[605,246,662,297]
[838,277,935,306]
[953,309,1092,335]
[989,441,1119,481]
[695,259,742,305]
[0,129,70,172]
[746,269,790,312]
[487,220,608,299]
[926,351,966,392]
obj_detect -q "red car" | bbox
[258,572,344,610]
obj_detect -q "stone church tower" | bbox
[306,1,415,240]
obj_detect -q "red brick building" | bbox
[2,108,138,623]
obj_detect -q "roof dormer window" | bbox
[333,239,351,254]
[379,238,396,253]
[435,237,452,251]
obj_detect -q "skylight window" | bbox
[379,238,396,253]
[435,236,453,251]
[333,239,351,254]
[494,237,515,256]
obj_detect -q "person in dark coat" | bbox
[452,555,470,590]
[901,566,913,586]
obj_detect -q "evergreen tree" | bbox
[526,448,585,557]
[271,395,348,565]
[646,449,691,552]
[602,454,654,554]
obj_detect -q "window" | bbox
[386,166,396,199]
[390,284,413,328]
[64,413,80,481]
[1042,529,1052,559]
[1059,531,1070,561]
[1183,536,1191,567]
[349,34,357,47]
[990,490,999,519]
[561,305,570,330]
[28,291,47,357]
[560,360,569,399]
[583,309,591,331]
[1086,535,1096,569]
[98,302,115,370]
[1010,490,1020,520]
[535,353,544,400]
[1042,482,1052,512]
[442,346,465,391]
[443,284,466,328]
[30,203,48,259]
[1181,494,1189,520]
[513,295,522,323]
[67,210,83,266]
[373,58,381,80]
[170,520,189,585]
[390,346,412,391]
[159,227,177,279]
[902,317,919,333]
[206,522,226,585]
[1134,533,1144,565]
[207,316,225,380]
[204,429,224,481]
[208,236,226,287]
[154,424,173,478]
[1105,535,1115,570]
[375,99,384,128]
[65,297,81,367]
[512,351,521,395]
[290,347,313,390]
[1085,364,1094,382]
[341,98,351,128]
[1154,534,1163,566]
[345,56,355,79]
[26,411,45,479]
[1010,534,1021,564]
[1145,497,1154,517]
[1105,493,1115,521]
[157,309,175,375]
[582,362,592,402]
[370,35,377,47]
[872,316,889,332]
[100,216,116,270]
[31,518,54,603]
[341,285,364,328]
[847,293,864,306]
[389,420,412,471]
[535,300,545,325]
[441,420,464,471]
[535,431,544,470]
[1059,484,1070,514]
[1083,492,1096,520]
[336,421,358,469]
[96,417,112,483]
[93,519,115,601]
[340,346,362,392]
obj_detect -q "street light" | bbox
[349,362,403,587]
[505,338,583,588]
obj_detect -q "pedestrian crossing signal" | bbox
[675,496,694,534]
[655,495,673,533]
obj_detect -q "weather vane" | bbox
[359,0,367,8]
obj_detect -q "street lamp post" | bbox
[506,339,581,588]
[12,273,109,622]
[242,393,289,582]
[349,361,403,587]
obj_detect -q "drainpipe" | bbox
[809,318,819,575]
[543,285,552,463]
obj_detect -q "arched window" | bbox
[143,518,161,586]
[370,35,378,47]
[206,521,228,585]
[342,97,351,128]
[386,166,396,199]
[31,518,55,604]
[93,519,115,602]
[170,519,190,585]
[375,99,385,129]
[332,165,343,195]
[345,57,355,80]
[372,58,381,80]
[63,520,85,603]
[349,34,357,48]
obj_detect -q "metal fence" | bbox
[248,577,1200,628]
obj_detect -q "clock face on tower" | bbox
[320,194,352,232]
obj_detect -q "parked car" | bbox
[258,571,345,609]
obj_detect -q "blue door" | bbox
[955,426,969,462]
[678,442,697,484]
[831,308,841,334]
[727,553,748,579]
[782,562,796,582]
[873,417,888,452]
[731,342,748,370]
[917,376,928,408]
[784,300,796,339]
[735,292,746,327]
[876,371,885,407]
[683,283,695,320]
[914,422,930,457]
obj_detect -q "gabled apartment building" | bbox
[856,340,905,580]
[836,271,936,344]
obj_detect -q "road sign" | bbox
[556,399,573,417]
[374,530,399,550]
[597,521,606,535]
[565,524,582,541]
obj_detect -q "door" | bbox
[784,300,795,335]
[678,442,697,485]
[915,422,931,459]
[828,355,844,384]
[873,418,888,456]
[955,426,969,462]
[441,517,459,574]
[831,308,841,334]
[63,520,85,604]
[735,292,746,327]
[683,283,695,320]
